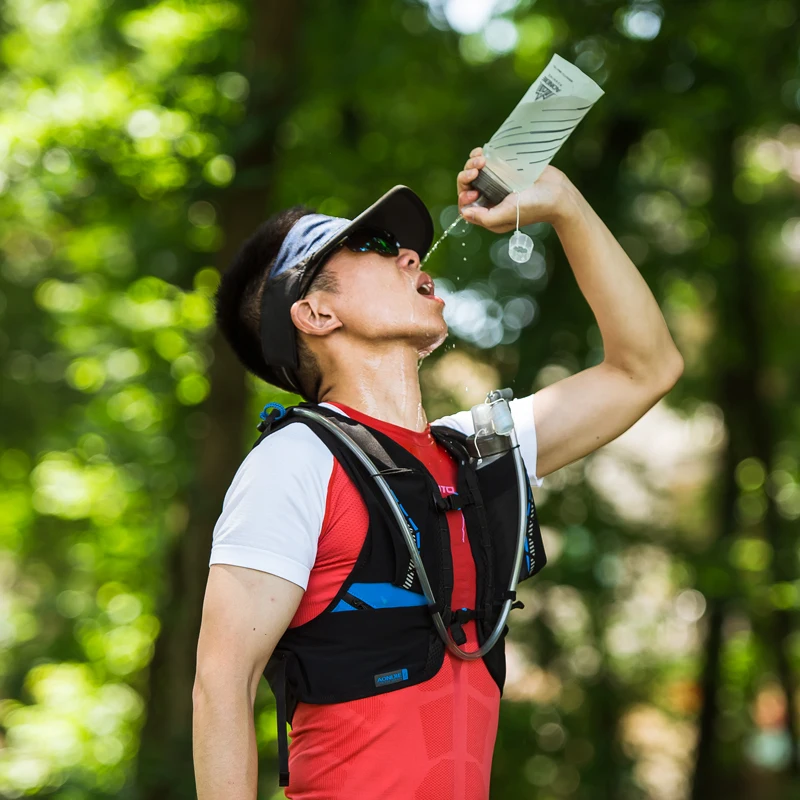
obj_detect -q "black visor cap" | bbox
[259,185,434,394]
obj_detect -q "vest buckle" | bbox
[447,607,482,646]
[434,491,471,513]
[493,591,525,611]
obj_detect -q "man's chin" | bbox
[416,326,449,359]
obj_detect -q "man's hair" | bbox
[215,205,339,401]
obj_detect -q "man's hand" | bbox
[456,146,578,232]
[454,146,684,477]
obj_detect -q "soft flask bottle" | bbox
[469,53,604,207]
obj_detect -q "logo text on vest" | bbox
[373,668,409,687]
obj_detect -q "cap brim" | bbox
[298,185,434,295]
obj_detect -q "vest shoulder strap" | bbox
[251,404,437,590]
[253,404,469,474]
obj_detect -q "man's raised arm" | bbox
[193,564,303,799]
[457,147,684,477]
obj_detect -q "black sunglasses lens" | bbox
[344,228,399,256]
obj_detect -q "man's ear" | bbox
[290,295,343,338]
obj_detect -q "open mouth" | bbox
[414,271,444,305]
[415,272,440,300]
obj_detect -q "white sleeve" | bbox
[208,424,334,589]
[432,395,543,486]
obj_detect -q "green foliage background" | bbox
[1,0,799,798]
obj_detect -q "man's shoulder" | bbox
[252,416,331,452]
[237,419,336,486]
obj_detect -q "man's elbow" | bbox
[193,654,264,712]
[610,344,684,398]
[193,671,212,710]
[651,346,684,397]
[193,662,236,710]
[193,672,247,723]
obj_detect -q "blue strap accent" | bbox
[524,486,533,572]
[331,583,427,611]
[349,582,427,608]
[390,490,421,550]
[524,518,531,573]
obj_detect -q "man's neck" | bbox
[317,342,427,432]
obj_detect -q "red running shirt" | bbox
[285,403,500,800]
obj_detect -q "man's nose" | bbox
[398,248,420,270]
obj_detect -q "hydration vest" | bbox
[251,402,547,786]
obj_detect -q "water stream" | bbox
[421,214,466,266]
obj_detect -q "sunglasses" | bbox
[299,227,402,297]
[339,226,401,257]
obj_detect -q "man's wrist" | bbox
[549,178,586,231]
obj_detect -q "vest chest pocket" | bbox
[283,599,440,702]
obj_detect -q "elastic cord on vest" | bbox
[271,655,290,786]
[291,407,528,660]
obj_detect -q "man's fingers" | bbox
[458,189,480,209]
[457,155,487,195]
[460,205,490,225]
[457,150,487,214]
[461,202,514,232]
[460,155,486,174]
[456,167,479,193]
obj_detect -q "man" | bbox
[193,147,683,799]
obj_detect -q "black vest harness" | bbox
[251,402,547,786]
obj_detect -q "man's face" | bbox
[318,245,448,356]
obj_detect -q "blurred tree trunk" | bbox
[690,392,739,799]
[135,3,304,798]
[691,120,798,798]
